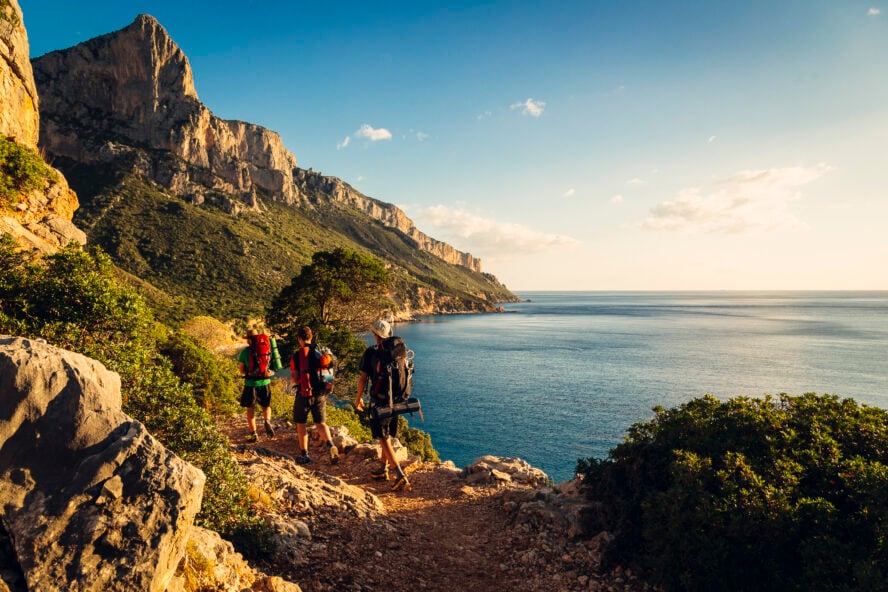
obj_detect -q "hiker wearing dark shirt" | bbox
[237,328,282,443]
[290,325,339,465]
[355,319,410,492]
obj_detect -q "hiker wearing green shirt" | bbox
[238,328,283,443]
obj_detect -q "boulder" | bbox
[461,455,549,487]
[0,336,205,592]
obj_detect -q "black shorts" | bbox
[293,394,327,425]
[240,384,272,408]
[370,408,398,440]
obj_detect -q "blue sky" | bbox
[21,1,888,290]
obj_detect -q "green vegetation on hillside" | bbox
[58,155,513,324]
[0,136,58,208]
[578,393,888,592]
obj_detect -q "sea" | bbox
[387,291,888,483]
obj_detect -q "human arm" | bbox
[355,372,368,412]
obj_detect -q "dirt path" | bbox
[220,417,650,592]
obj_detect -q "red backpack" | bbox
[247,333,272,378]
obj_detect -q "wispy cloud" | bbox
[641,164,831,233]
[868,7,880,15]
[411,205,579,258]
[627,178,644,185]
[477,110,493,121]
[708,135,717,144]
[563,188,576,197]
[510,98,546,117]
[336,136,351,150]
[355,124,392,141]
[416,131,429,141]
[611,194,624,204]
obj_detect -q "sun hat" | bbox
[370,319,392,339]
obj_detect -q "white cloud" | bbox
[868,7,880,15]
[708,135,717,144]
[611,194,624,204]
[510,98,546,117]
[563,188,576,197]
[477,110,493,120]
[416,131,429,141]
[641,164,831,233]
[627,178,644,185]
[336,136,351,150]
[355,124,392,141]
[410,205,579,259]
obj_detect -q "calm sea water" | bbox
[388,291,888,483]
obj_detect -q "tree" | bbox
[268,248,390,335]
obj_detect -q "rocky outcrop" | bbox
[0,0,83,253]
[32,14,300,209]
[0,335,205,592]
[0,0,38,147]
[297,170,482,272]
[32,14,483,271]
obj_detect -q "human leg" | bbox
[240,385,259,440]
[293,396,312,463]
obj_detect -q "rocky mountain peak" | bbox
[32,14,488,273]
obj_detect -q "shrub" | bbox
[398,417,440,462]
[577,393,888,592]
[0,137,58,208]
[0,237,253,534]
[159,330,241,415]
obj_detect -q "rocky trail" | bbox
[219,416,656,592]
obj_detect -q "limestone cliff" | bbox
[296,169,482,272]
[32,14,483,272]
[0,0,37,147]
[0,0,84,252]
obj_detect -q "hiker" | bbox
[290,325,339,465]
[355,319,410,491]
[238,328,283,443]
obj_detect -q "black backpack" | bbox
[371,336,414,407]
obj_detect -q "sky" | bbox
[20,1,888,291]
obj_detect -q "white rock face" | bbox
[0,336,205,592]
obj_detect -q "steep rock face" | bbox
[33,14,300,207]
[297,169,482,272]
[0,0,83,252]
[0,336,205,592]
[0,0,38,147]
[32,14,483,271]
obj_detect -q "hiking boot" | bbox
[370,465,389,481]
[329,444,340,465]
[263,420,275,438]
[391,474,410,492]
[246,432,258,443]
[296,453,312,464]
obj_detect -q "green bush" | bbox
[0,137,57,208]
[0,236,253,535]
[578,393,888,592]
[398,416,440,462]
[159,330,241,415]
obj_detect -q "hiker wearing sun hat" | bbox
[355,319,411,491]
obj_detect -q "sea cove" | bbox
[394,291,888,482]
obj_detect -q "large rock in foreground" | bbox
[0,336,205,592]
